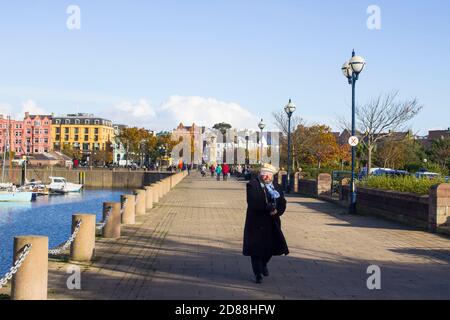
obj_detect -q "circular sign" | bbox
[348,136,359,147]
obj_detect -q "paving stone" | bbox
[42,172,450,300]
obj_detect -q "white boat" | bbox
[0,190,34,202]
[47,177,83,193]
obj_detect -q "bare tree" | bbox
[272,111,303,170]
[339,91,422,172]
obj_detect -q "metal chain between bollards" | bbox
[120,198,127,216]
[0,244,32,289]
[48,220,83,255]
[96,207,113,230]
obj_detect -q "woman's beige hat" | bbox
[260,163,278,175]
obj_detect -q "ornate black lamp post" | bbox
[284,99,296,193]
[341,50,366,214]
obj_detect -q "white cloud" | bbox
[0,100,49,120]
[159,95,258,129]
[102,95,258,131]
[115,99,156,118]
[0,102,12,116]
[103,98,157,127]
[21,99,48,116]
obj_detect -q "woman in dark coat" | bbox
[243,164,289,283]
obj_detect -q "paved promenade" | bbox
[47,173,450,299]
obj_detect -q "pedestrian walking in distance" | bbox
[215,164,223,181]
[243,163,289,284]
[222,163,230,181]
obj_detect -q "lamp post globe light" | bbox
[284,99,296,193]
[342,49,366,215]
[258,119,266,164]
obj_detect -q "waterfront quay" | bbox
[2,172,448,300]
[2,171,450,299]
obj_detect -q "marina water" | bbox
[0,189,131,275]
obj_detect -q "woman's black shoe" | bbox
[262,266,269,277]
[255,275,263,284]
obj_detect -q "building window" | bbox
[65,119,70,124]
[84,135,89,141]
[74,135,79,141]
[65,128,69,134]
[84,128,89,134]
[85,120,90,125]
[35,121,41,126]
[55,135,60,141]
[55,128,60,134]
[75,119,80,124]
[55,120,61,124]
[44,129,48,135]
[74,128,79,134]
[64,135,69,141]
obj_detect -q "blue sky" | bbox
[0,0,449,133]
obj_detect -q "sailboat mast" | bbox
[9,116,13,182]
[1,120,7,184]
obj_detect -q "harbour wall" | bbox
[4,168,172,189]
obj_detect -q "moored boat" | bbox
[47,177,83,194]
[0,190,34,202]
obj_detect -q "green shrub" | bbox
[359,175,445,195]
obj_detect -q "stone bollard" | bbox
[70,214,96,262]
[152,183,160,204]
[156,181,164,199]
[294,172,300,193]
[144,186,153,211]
[134,189,146,216]
[317,173,332,198]
[11,236,48,300]
[339,178,351,202]
[164,179,170,193]
[121,194,136,224]
[429,183,450,232]
[102,202,121,238]
[278,171,287,186]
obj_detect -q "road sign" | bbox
[348,136,359,147]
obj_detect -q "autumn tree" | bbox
[294,125,339,171]
[336,144,351,170]
[61,144,81,159]
[116,127,155,164]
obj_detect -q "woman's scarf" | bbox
[265,182,280,201]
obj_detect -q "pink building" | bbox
[23,112,53,154]
[0,113,53,157]
[0,115,25,156]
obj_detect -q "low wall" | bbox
[5,168,172,189]
[298,179,317,197]
[342,186,429,229]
